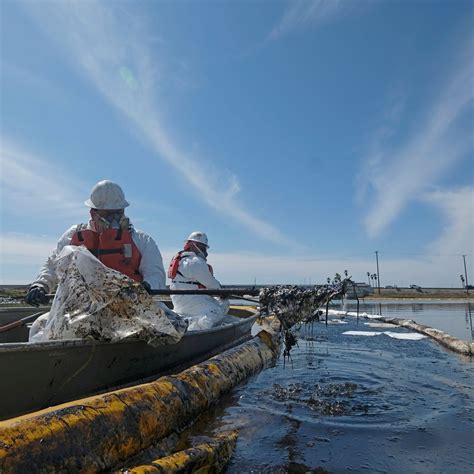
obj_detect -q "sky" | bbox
[0,0,473,287]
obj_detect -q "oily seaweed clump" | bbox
[259,282,346,358]
[266,382,369,416]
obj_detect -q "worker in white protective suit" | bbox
[26,180,166,313]
[168,232,229,330]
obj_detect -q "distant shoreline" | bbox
[1,285,473,303]
[363,296,474,301]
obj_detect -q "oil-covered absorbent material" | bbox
[343,330,427,341]
[29,246,187,345]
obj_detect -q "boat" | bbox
[0,303,258,421]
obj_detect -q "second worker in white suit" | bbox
[168,232,229,330]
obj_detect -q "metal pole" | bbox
[462,255,469,294]
[44,288,261,299]
[375,251,381,295]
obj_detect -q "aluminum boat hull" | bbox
[0,306,258,420]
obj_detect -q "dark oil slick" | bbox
[185,303,473,473]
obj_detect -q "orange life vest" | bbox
[168,251,213,289]
[70,227,143,282]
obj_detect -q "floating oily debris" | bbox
[265,381,369,416]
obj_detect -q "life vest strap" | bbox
[89,248,123,257]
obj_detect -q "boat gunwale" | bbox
[0,308,259,352]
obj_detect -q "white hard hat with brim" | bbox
[85,180,130,210]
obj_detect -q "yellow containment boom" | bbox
[119,430,238,473]
[0,330,278,473]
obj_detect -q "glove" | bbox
[141,281,152,294]
[25,285,49,307]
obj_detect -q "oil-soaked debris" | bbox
[30,246,187,345]
[265,381,370,416]
[259,284,346,329]
[272,382,304,400]
[0,297,23,305]
[313,382,357,398]
[259,281,348,358]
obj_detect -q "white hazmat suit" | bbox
[28,222,166,341]
[31,223,166,292]
[170,251,229,330]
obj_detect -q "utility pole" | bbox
[375,251,381,295]
[462,255,469,294]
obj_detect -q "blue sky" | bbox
[1,0,473,287]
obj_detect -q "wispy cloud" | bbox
[0,233,57,284]
[22,1,293,247]
[0,233,56,264]
[359,47,473,238]
[423,187,474,256]
[0,62,68,103]
[268,0,347,40]
[2,232,470,287]
[0,138,85,219]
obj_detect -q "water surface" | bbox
[343,299,474,341]
[186,303,474,473]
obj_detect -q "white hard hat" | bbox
[186,231,209,248]
[85,180,130,209]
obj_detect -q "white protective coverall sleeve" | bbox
[179,254,222,289]
[132,229,166,289]
[31,225,166,291]
[170,254,229,328]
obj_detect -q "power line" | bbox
[301,252,473,261]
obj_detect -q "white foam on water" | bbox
[320,318,348,325]
[365,322,398,328]
[346,311,368,317]
[343,331,382,336]
[366,314,383,319]
[343,330,426,341]
[383,331,427,340]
